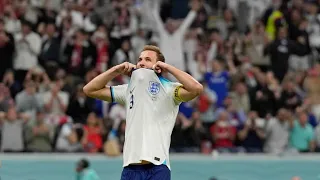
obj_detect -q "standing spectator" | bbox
[15,80,40,114]
[82,112,103,153]
[63,29,97,78]
[25,109,52,152]
[215,8,237,40]
[279,81,302,111]
[289,111,315,152]
[0,19,15,81]
[109,2,138,49]
[91,27,110,73]
[264,26,308,82]
[264,108,290,154]
[183,111,207,152]
[288,16,311,72]
[59,16,77,64]
[56,0,84,29]
[229,82,251,114]
[202,59,231,108]
[151,0,200,74]
[3,4,21,34]
[238,111,266,153]
[251,71,277,117]
[0,107,28,152]
[210,110,238,153]
[131,28,147,59]
[14,20,42,84]
[244,20,270,72]
[43,81,69,116]
[39,22,61,69]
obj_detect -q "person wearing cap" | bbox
[75,159,100,180]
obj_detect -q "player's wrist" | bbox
[163,62,174,72]
[111,65,122,75]
[159,62,169,70]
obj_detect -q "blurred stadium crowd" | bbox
[1,0,320,155]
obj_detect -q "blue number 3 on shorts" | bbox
[120,164,171,180]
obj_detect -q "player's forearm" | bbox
[165,64,203,94]
[83,67,119,93]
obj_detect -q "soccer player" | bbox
[83,45,203,180]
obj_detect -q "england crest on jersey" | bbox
[148,81,160,95]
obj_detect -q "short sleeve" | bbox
[110,84,128,105]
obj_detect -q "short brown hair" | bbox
[142,45,165,62]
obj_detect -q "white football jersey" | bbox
[110,68,183,169]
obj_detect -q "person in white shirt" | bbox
[150,1,200,75]
[14,20,41,83]
[83,45,203,180]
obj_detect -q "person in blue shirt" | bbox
[201,56,236,107]
[289,111,315,152]
[76,159,100,180]
[179,101,195,119]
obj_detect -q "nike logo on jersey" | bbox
[130,87,135,94]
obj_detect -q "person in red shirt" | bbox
[210,110,237,153]
[82,112,103,153]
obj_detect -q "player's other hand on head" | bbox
[152,61,167,74]
[115,62,136,76]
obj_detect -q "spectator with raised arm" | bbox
[264,108,290,154]
[151,0,200,74]
[238,111,266,153]
[25,109,52,152]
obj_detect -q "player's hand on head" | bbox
[152,61,167,74]
[116,62,136,76]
